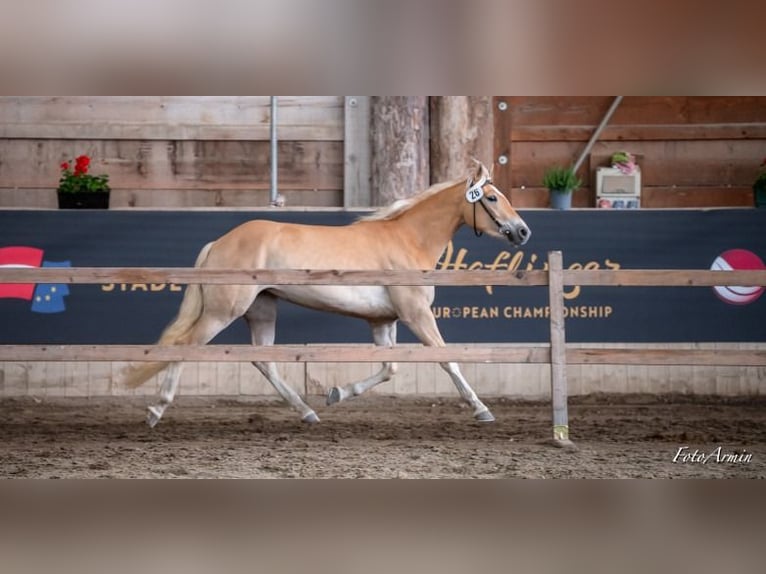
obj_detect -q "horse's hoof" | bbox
[302,412,320,425]
[474,410,495,423]
[146,406,163,429]
[326,387,342,406]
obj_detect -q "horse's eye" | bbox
[487,195,498,203]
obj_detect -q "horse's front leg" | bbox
[391,288,494,423]
[327,321,398,406]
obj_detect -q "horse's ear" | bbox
[469,158,485,180]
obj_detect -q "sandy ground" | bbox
[1,395,764,478]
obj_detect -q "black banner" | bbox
[1,209,765,344]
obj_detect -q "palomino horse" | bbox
[121,161,531,427]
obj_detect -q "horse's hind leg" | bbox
[147,362,183,428]
[245,293,319,424]
[327,321,398,406]
[147,286,250,427]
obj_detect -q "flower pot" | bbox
[57,191,110,210]
[549,190,573,210]
[755,183,766,209]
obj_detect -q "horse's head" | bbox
[461,161,531,247]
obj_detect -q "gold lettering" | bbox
[170,283,183,292]
[131,283,149,292]
[150,284,166,292]
[101,283,115,292]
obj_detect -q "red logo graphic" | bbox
[0,246,43,300]
[0,246,71,313]
[711,249,765,306]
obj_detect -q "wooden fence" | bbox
[2,252,766,447]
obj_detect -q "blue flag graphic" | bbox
[31,261,71,314]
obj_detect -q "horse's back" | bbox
[209,218,392,270]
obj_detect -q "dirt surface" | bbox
[1,395,764,478]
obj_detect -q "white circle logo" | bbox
[711,249,765,306]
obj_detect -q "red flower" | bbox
[60,162,70,171]
[74,155,91,175]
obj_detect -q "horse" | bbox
[120,161,531,427]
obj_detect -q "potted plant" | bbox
[754,157,766,209]
[543,166,582,210]
[57,155,111,209]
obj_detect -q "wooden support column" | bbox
[370,96,429,206]
[344,96,372,208]
[548,251,577,451]
[430,96,494,182]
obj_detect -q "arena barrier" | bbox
[2,251,766,448]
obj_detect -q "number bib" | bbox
[465,184,485,204]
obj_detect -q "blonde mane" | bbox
[358,178,464,222]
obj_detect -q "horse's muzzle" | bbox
[503,223,531,247]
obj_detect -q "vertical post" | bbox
[370,96,430,205]
[548,251,576,450]
[270,96,280,207]
[344,96,372,208]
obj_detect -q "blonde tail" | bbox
[120,242,215,389]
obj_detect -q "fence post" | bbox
[548,251,576,450]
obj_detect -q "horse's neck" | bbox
[395,185,464,267]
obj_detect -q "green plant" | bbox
[754,157,766,189]
[543,166,582,193]
[58,155,110,194]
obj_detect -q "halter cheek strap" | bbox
[467,176,502,237]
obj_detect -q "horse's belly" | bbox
[273,286,397,319]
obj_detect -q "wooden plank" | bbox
[4,267,764,289]
[0,140,343,191]
[0,267,551,287]
[564,269,766,287]
[641,187,754,208]
[0,189,344,209]
[512,123,766,142]
[0,96,344,141]
[568,349,766,367]
[507,97,766,126]
[548,251,573,447]
[0,345,553,364]
[344,96,372,208]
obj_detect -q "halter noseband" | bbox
[466,176,504,238]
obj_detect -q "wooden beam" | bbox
[370,97,430,205]
[430,96,494,182]
[0,267,550,287]
[344,96,372,208]
[564,269,766,287]
[0,344,552,364]
[3,267,764,289]
[0,96,345,141]
[548,251,574,449]
[512,123,766,142]
[568,348,766,367]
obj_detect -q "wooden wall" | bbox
[0,96,345,208]
[2,344,763,399]
[493,96,766,208]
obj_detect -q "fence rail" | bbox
[4,267,766,287]
[2,254,766,448]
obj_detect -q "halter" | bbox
[466,176,504,238]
